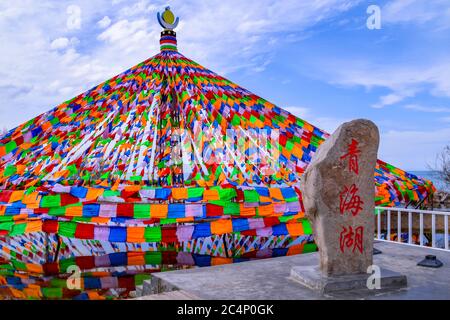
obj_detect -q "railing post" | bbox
[408,211,412,244]
[377,208,381,240]
[420,213,424,247]
[387,209,391,241]
[445,215,449,251]
[431,214,436,248]
[374,206,449,251]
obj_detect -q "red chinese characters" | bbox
[340,139,360,175]
[339,183,364,216]
[338,138,365,254]
[339,225,364,254]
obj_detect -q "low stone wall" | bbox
[432,191,450,210]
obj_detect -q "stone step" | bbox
[128,285,143,298]
[142,276,179,296]
[133,290,201,300]
[136,285,143,296]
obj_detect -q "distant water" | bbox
[410,171,449,192]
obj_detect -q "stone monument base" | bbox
[290,265,407,295]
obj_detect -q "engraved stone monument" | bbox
[291,119,407,294]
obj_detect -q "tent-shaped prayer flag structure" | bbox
[0,8,435,244]
[0,232,315,299]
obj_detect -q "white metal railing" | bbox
[375,206,450,251]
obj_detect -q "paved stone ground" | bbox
[138,241,450,300]
[134,290,201,300]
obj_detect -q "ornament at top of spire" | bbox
[157,6,179,30]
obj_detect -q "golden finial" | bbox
[157,6,179,30]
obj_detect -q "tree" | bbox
[436,145,450,189]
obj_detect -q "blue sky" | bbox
[0,0,449,170]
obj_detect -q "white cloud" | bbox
[50,37,79,51]
[315,58,450,109]
[66,5,82,30]
[283,106,311,119]
[293,0,450,108]
[173,0,361,74]
[404,104,450,113]
[0,0,361,130]
[312,116,350,134]
[0,1,126,130]
[50,37,70,50]
[2,0,447,173]
[121,0,157,16]
[383,0,450,29]
[379,127,450,170]
[98,19,152,45]
[372,92,415,109]
[283,104,450,170]
[6,0,448,172]
[97,16,111,29]
[283,106,348,133]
